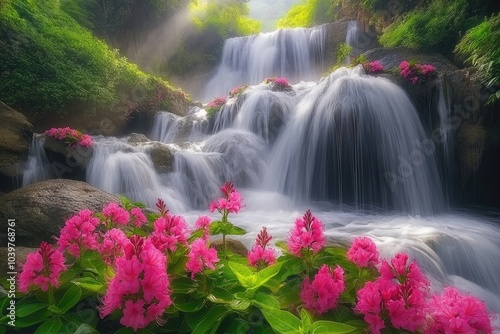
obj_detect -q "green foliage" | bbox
[277,0,338,28]
[191,0,261,39]
[0,0,187,118]
[337,43,352,65]
[456,13,500,103]
[379,0,477,55]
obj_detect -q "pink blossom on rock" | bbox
[102,202,130,225]
[185,238,219,279]
[57,209,99,258]
[19,242,66,292]
[79,134,93,147]
[300,265,345,314]
[347,236,379,268]
[287,210,325,257]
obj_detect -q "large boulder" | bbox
[0,101,33,192]
[0,179,119,247]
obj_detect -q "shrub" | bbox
[399,60,437,85]
[456,13,500,103]
[44,127,93,147]
[205,96,227,118]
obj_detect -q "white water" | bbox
[345,20,359,64]
[22,134,53,186]
[202,25,326,100]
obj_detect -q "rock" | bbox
[143,142,175,174]
[212,239,248,257]
[0,179,119,247]
[128,133,150,143]
[0,101,33,191]
[363,47,459,72]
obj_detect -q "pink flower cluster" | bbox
[206,97,227,116]
[355,253,430,333]
[229,85,247,98]
[248,227,277,268]
[102,202,130,226]
[19,242,66,292]
[150,213,189,253]
[100,236,172,331]
[57,209,100,258]
[300,264,345,314]
[427,287,492,334]
[287,210,325,257]
[209,181,243,214]
[194,215,212,240]
[399,60,437,85]
[44,127,93,147]
[363,60,384,74]
[99,228,131,266]
[264,76,291,91]
[347,236,379,268]
[185,238,219,279]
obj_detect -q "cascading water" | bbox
[86,137,186,211]
[436,75,454,202]
[22,134,53,186]
[345,21,359,63]
[150,107,208,143]
[202,25,326,100]
[265,67,444,214]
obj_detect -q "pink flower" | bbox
[19,242,66,292]
[99,229,131,266]
[102,202,130,226]
[347,236,379,268]
[209,181,243,214]
[399,60,437,85]
[100,237,172,330]
[57,209,99,258]
[121,299,147,331]
[287,210,325,257]
[130,207,147,227]
[79,134,93,147]
[195,215,212,239]
[185,238,219,279]
[300,265,345,314]
[426,287,492,334]
[150,214,189,252]
[355,253,430,333]
[248,227,277,268]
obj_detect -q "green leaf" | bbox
[48,304,62,314]
[228,261,256,289]
[190,305,229,334]
[174,299,206,312]
[79,251,106,278]
[57,284,82,314]
[227,225,247,235]
[10,308,52,328]
[15,302,47,318]
[254,302,301,334]
[311,320,359,334]
[209,221,223,235]
[255,262,283,286]
[301,308,312,332]
[171,277,197,293]
[254,293,280,309]
[34,318,63,334]
[74,323,100,334]
[72,277,106,293]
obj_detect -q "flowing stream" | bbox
[23,24,500,330]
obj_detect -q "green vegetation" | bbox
[456,13,500,103]
[379,0,474,55]
[277,0,337,28]
[0,0,187,119]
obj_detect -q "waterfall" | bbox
[86,137,186,211]
[150,107,208,143]
[22,134,53,186]
[203,25,326,100]
[345,21,359,63]
[265,67,445,214]
[437,75,454,202]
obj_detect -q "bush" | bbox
[379,0,475,55]
[456,13,500,103]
